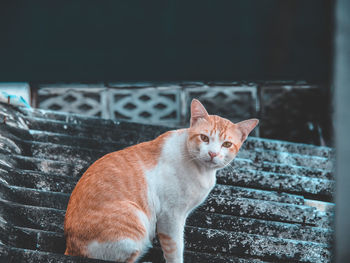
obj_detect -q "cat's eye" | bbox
[200,134,209,143]
[222,141,232,148]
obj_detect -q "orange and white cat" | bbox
[64,99,258,263]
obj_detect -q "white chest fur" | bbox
[146,131,217,218]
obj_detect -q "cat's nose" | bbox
[208,151,218,159]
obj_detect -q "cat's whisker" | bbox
[225,162,238,173]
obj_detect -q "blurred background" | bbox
[0,0,333,146]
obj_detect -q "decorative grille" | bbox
[36,84,260,128]
[108,86,181,125]
[37,84,108,118]
[14,81,329,145]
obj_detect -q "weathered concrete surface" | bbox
[0,102,335,262]
[0,124,335,200]
[216,167,334,201]
[0,176,332,243]
[185,226,331,262]
[187,211,332,244]
[0,199,331,262]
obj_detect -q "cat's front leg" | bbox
[156,213,186,263]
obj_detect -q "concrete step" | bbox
[0,200,330,263]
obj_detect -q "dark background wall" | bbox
[0,0,334,146]
[0,0,332,83]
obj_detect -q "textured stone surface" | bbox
[187,211,332,244]
[185,227,331,262]
[0,102,334,262]
[216,168,334,202]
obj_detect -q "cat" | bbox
[64,99,258,263]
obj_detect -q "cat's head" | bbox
[187,99,258,170]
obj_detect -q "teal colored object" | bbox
[1,91,31,108]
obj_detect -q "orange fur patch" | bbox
[64,131,171,257]
[158,233,177,255]
[188,115,244,153]
[127,251,140,263]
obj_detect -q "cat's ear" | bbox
[190,99,209,127]
[236,119,259,142]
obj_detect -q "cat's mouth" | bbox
[205,159,220,167]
